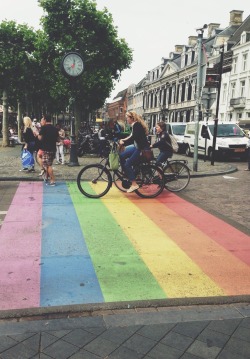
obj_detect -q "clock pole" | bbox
[61,52,84,167]
[68,92,79,167]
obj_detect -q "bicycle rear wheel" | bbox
[135,164,165,198]
[164,162,190,192]
[77,164,112,198]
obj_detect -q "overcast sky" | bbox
[1,0,250,101]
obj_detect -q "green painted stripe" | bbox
[68,182,166,302]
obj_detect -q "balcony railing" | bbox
[230,97,246,108]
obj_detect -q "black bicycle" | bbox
[77,152,165,199]
[160,159,190,192]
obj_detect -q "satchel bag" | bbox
[141,149,154,162]
[109,150,119,170]
[21,149,35,169]
[166,135,179,153]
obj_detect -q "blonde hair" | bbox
[126,111,149,135]
[23,116,33,132]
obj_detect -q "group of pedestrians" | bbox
[21,114,60,186]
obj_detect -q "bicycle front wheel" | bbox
[77,164,112,198]
[135,164,165,198]
[164,162,190,192]
[113,169,131,192]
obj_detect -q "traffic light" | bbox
[204,68,220,88]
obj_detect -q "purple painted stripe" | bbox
[0,182,43,310]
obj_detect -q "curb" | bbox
[0,295,249,321]
[0,165,238,181]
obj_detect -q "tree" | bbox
[0,21,38,146]
[39,0,133,126]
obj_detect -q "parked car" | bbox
[165,122,187,153]
[184,121,248,160]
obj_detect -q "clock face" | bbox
[62,52,84,77]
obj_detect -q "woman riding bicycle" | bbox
[150,121,173,165]
[119,111,150,193]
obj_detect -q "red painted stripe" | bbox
[0,182,43,310]
[158,192,250,265]
[131,193,250,296]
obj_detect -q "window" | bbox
[231,82,236,98]
[240,80,245,97]
[243,53,248,71]
[232,57,237,73]
[222,84,227,103]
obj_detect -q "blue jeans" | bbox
[119,145,141,181]
[155,151,172,165]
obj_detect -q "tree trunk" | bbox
[2,90,9,147]
[17,101,23,143]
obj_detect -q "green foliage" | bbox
[0,0,133,119]
[39,0,133,110]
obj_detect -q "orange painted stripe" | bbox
[130,193,250,296]
[158,193,250,265]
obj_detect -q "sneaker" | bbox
[28,168,35,173]
[244,168,250,171]
[38,169,45,176]
[19,168,28,172]
[61,162,65,165]
[127,184,139,193]
[55,162,60,165]
[46,182,56,186]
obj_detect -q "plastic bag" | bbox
[109,151,119,170]
[21,149,35,169]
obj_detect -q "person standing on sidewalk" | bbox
[37,114,59,186]
[55,123,65,165]
[22,116,36,172]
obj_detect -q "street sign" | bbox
[222,65,232,73]
[222,50,233,73]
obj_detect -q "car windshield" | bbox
[208,124,245,137]
[172,125,186,135]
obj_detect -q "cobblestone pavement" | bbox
[0,143,238,181]
[0,144,250,359]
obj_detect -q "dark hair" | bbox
[157,121,166,132]
[43,114,51,122]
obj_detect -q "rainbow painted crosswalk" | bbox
[0,181,250,311]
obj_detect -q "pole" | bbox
[193,30,205,171]
[68,94,79,167]
[211,46,224,165]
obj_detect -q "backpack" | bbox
[167,134,179,153]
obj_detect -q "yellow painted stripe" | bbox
[101,187,224,298]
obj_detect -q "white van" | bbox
[165,122,187,153]
[184,121,248,159]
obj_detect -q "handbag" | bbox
[21,149,35,169]
[109,150,119,170]
[141,149,154,162]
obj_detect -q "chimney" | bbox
[175,45,183,53]
[207,23,220,38]
[230,10,243,25]
[188,36,197,46]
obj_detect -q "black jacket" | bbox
[124,122,149,150]
[152,131,173,154]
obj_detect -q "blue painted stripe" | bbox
[40,182,104,306]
